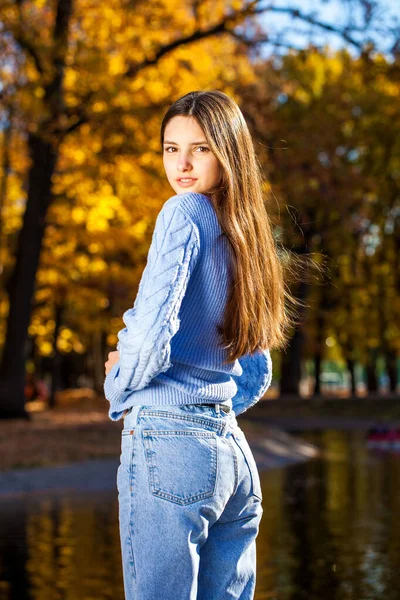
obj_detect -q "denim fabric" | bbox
[117,402,263,599]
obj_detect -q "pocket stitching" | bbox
[142,429,217,505]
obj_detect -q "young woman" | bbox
[104,90,297,600]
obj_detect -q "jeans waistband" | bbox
[122,402,238,438]
[122,399,233,420]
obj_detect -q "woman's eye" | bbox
[163,146,209,153]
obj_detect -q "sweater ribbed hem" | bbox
[107,379,235,421]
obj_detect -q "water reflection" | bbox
[1,430,400,599]
[256,430,400,599]
[0,491,124,600]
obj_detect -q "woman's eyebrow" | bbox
[163,140,209,145]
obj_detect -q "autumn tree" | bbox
[238,47,400,396]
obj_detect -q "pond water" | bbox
[0,429,399,599]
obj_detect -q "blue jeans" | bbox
[117,402,263,599]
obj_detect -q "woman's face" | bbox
[163,116,221,196]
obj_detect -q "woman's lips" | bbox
[176,178,197,187]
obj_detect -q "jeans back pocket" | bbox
[142,429,218,505]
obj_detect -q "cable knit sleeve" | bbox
[104,201,200,419]
[231,348,273,416]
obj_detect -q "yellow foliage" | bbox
[108,54,126,76]
[71,207,87,224]
[129,219,149,241]
[76,255,90,269]
[60,328,73,340]
[92,101,108,113]
[34,87,45,98]
[64,68,78,89]
[294,88,311,104]
[107,333,119,347]
[40,341,53,356]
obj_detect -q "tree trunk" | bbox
[346,357,356,396]
[384,348,398,394]
[314,353,322,396]
[49,299,64,409]
[0,105,13,263]
[280,326,304,395]
[280,274,309,396]
[0,133,57,418]
[366,349,378,393]
[313,294,328,397]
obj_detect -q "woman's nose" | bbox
[177,155,192,171]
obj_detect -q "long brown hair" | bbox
[160,90,311,364]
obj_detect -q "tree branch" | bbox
[256,5,364,49]
[124,20,230,77]
[11,1,45,75]
[65,0,368,134]
[12,31,45,76]
[123,1,364,78]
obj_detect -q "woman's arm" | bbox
[104,201,200,409]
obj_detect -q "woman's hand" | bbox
[105,350,120,376]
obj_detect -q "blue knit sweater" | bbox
[104,192,273,421]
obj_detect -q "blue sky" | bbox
[257,0,399,58]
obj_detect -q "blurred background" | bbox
[0,0,399,414]
[0,0,399,598]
